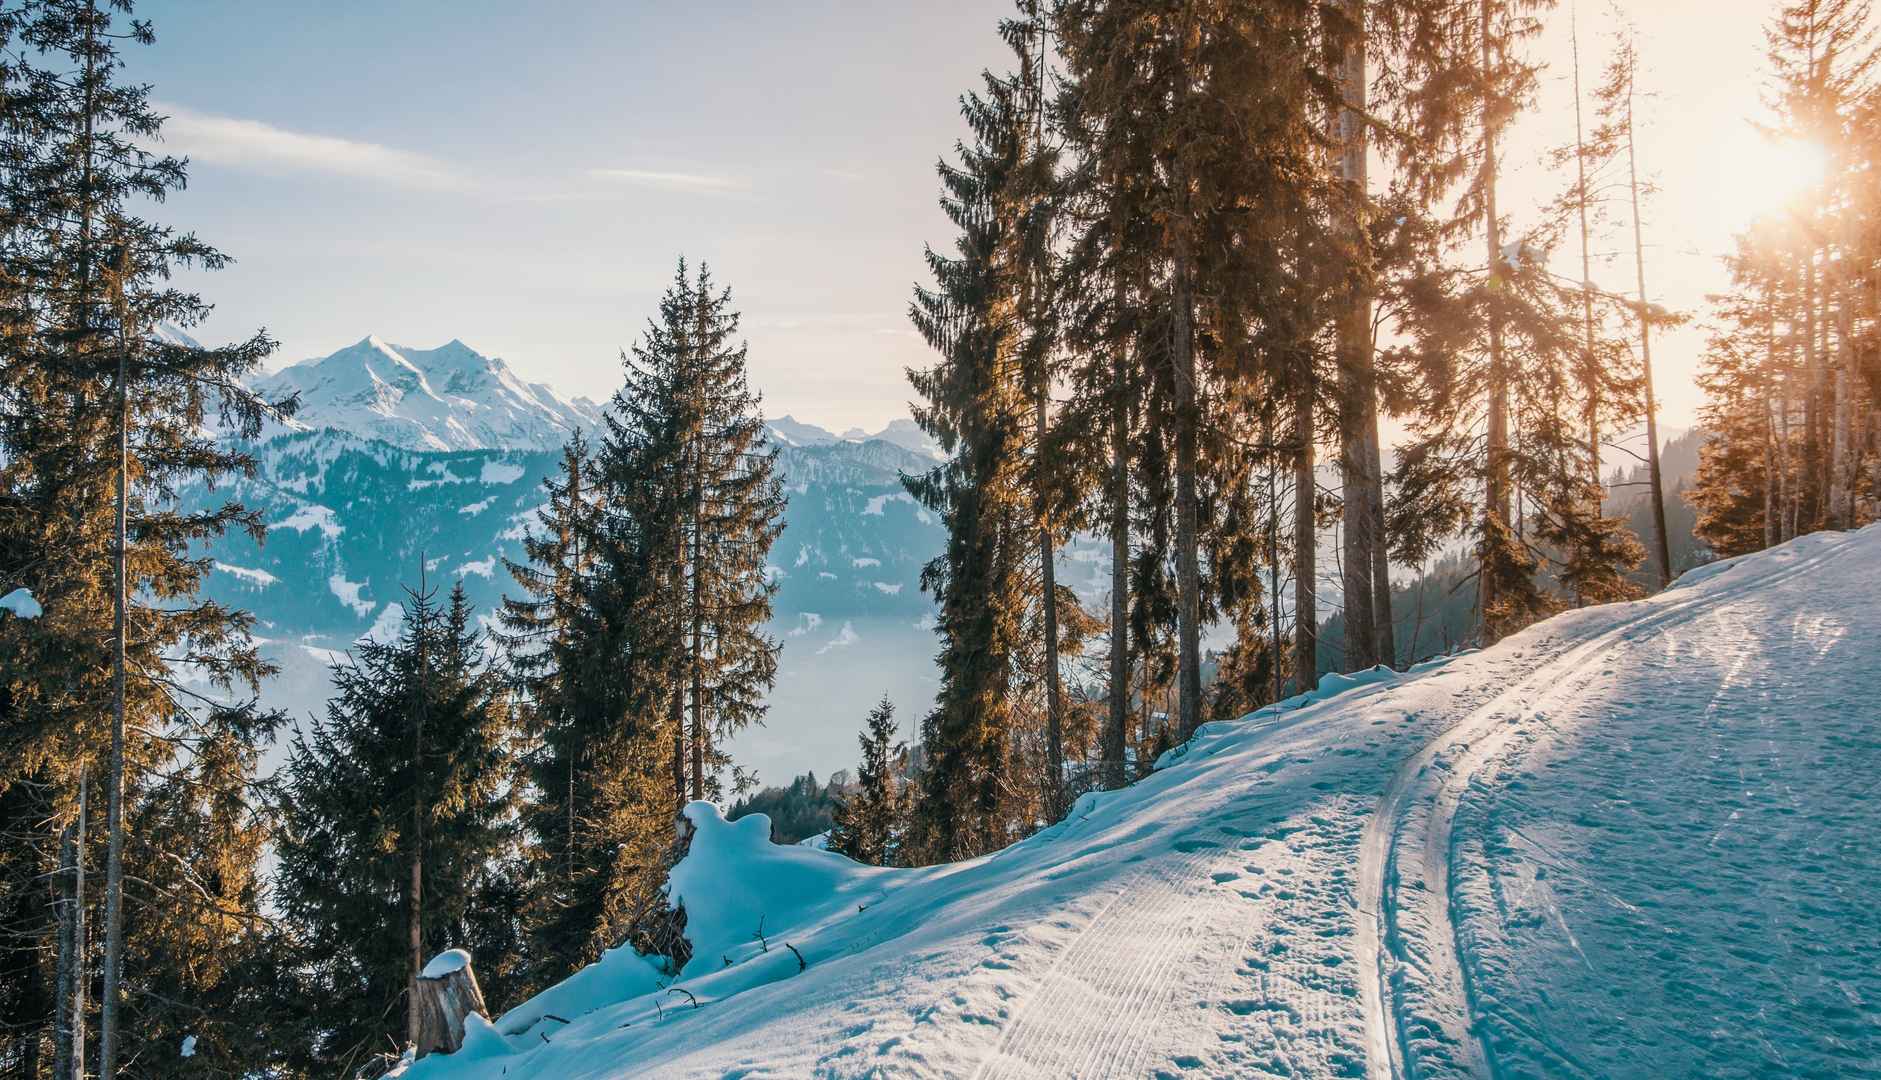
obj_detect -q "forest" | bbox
[0,0,1872,1077]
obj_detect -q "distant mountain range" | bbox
[249,336,941,459]
[179,337,951,780]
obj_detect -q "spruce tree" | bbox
[600,261,783,807]
[906,55,1035,859]
[273,584,517,1072]
[0,1,291,1071]
[499,431,678,986]
[827,698,910,867]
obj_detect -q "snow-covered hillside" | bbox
[252,337,603,452]
[395,525,1881,1080]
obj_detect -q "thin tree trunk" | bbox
[1293,379,1318,692]
[1802,250,1824,530]
[1266,414,1284,705]
[88,7,128,1070]
[672,488,689,809]
[101,298,129,1080]
[690,476,706,800]
[408,567,429,1046]
[1171,160,1203,742]
[1625,90,1671,587]
[1023,0,1065,818]
[1831,277,1853,528]
[1780,365,1798,541]
[1571,0,1603,600]
[1103,290,1129,790]
[1765,313,1781,550]
[1479,0,1511,641]
[55,773,87,1080]
[1336,0,1377,672]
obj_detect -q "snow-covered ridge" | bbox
[252,337,602,453]
[391,525,1881,1080]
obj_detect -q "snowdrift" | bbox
[394,525,1881,1079]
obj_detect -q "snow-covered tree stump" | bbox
[414,949,487,1059]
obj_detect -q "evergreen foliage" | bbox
[273,585,518,1074]
[0,1,292,1072]
[827,698,911,867]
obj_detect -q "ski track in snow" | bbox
[403,527,1879,1080]
[1357,527,1869,1080]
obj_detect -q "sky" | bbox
[130,0,1796,435]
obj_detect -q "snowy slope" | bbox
[252,337,603,452]
[393,524,1881,1080]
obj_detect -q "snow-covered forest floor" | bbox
[401,525,1881,1080]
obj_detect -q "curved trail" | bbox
[1353,533,1859,1080]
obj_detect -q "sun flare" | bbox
[1710,129,1831,225]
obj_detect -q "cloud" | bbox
[158,103,465,190]
[587,167,749,194]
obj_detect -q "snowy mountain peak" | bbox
[252,337,603,453]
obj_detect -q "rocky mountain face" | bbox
[250,337,604,452]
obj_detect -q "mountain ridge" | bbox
[254,336,940,459]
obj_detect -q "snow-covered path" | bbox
[406,526,1880,1080]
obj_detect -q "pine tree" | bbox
[274,584,517,1072]
[0,2,291,1071]
[827,698,910,867]
[499,431,679,987]
[905,52,1035,860]
[601,261,783,807]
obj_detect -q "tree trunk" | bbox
[408,574,429,1046]
[1336,0,1377,671]
[100,297,128,1080]
[1571,3,1603,600]
[55,773,86,1080]
[672,523,688,810]
[1625,93,1671,586]
[1294,379,1318,692]
[690,475,706,800]
[1369,491,1395,668]
[1831,279,1853,528]
[1802,251,1824,530]
[1267,414,1284,705]
[1103,311,1129,790]
[413,952,488,1059]
[1171,148,1203,742]
[1024,0,1064,817]
[1479,0,1511,642]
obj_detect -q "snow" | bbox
[862,492,914,516]
[271,504,345,541]
[422,948,473,979]
[359,603,405,645]
[0,588,41,619]
[214,562,279,588]
[455,556,497,579]
[328,573,374,618]
[250,337,601,454]
[480,461,526,485]
[394,526,1881,1080]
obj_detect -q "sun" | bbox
[1708,128,1831,226]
